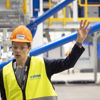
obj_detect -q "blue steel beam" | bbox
[33,0,40,18]
[29,22,100,56]
[0,22,100,69]
[27,0,74,37]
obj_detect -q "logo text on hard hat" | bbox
[16,35,25,39]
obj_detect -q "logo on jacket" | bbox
[30,74,41,80]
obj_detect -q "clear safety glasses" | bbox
[12,45,28,50]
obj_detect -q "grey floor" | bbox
[54,84,100,100]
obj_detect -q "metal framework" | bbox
[6,0,27,14]
[45,0,100,26]
[0,0,27,29]
[27,0,74,37]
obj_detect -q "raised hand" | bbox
[76,20,92,44]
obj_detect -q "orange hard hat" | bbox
[10,25,33,42]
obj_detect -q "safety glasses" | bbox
[12,45,28,50]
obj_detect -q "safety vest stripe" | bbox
[27,96,57,100]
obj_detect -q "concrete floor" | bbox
[54,84,100,100]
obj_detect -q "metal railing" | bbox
[6,0,27,14]
[44,0,100,26]
[6,0,100,22]
[78,0,100,21]
[45,0,73,26]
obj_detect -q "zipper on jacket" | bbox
[22,89,26,100]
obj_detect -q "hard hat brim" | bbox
[10,39,32,43]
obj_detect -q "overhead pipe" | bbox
[0,22,100,69]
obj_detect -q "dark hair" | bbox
[27,43,31,48]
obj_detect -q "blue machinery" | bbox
[0,0,100,69]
